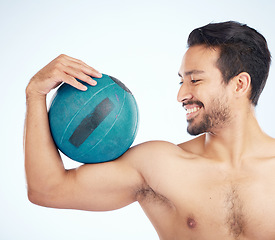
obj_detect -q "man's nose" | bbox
[177,83,193,103]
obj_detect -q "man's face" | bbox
[177,45,232,135]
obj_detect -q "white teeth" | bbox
[186,107,201,114]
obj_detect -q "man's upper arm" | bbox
[38,146,145,211]
[30,140,181,211]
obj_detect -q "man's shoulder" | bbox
[135,136,207,159]
[128,139,201,169]
[177,134,206,155]
[132,140,185,156]
[259,135,275,159]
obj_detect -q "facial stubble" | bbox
[187,98,231,136]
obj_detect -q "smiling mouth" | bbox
[184,106,202,120]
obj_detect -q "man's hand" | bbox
[26,54,102,98]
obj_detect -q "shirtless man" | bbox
[24,21,275,239]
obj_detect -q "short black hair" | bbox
[187,21,271,106]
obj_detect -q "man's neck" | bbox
[203,107,268,167]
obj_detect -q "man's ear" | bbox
[232,72,251,97]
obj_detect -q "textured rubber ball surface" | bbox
[48,74,139,164]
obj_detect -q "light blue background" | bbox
[1,0,275,239]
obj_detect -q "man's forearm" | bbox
[24,93,66,203]
[24,54,101,205]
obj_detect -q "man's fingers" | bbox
[63,65,98,86]
[71,58,102,78]
[60,72,88,91]
[58,54,102,79]
[72,62,102,80]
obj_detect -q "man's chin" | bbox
[187,127,202,136]
[187,122,207,136]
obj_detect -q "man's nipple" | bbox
[187,217,197,229]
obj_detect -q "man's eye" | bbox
[179,81,183,85]
[191,79,201,83]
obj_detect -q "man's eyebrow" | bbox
[178,70,205,77]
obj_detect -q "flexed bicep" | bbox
[37,150,145,211]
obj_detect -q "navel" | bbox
[187,217,197,229]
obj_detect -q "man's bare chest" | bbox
[139,159,275,239]
[174,179,275,239]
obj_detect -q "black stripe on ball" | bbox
[109,75,132,94]
[69,97,115,148]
